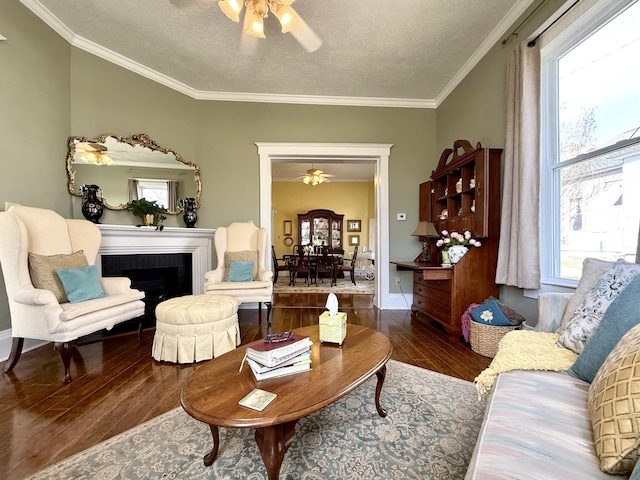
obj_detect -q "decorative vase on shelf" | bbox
[81,184,104,224]
[178,197,198,228]
[448,245,469,264]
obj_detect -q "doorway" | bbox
[257,143,392,309]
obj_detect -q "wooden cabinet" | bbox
[408,140,502,340]
[297,209,344,253]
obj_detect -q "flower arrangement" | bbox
[435,230,481,250]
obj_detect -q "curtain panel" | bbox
[495,41,541,289]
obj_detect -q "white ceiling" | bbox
[21,0,535,181]
[23,0,535,108]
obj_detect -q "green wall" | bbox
[0,1,71,332]
[436,0,567,325]
[0,4,436,331]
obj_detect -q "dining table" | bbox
[282,252,344,285]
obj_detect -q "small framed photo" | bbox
[347,219,361,232]
[349,234,360,246]
[283,220,292,237]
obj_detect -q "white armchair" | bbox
[0,206,145,382]
[204,222,273,326]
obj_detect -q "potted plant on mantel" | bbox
[125,198,167,231]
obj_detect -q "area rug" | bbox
[27,360,486,480]
[274,277,375,295]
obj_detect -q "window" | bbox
[541,0,640,285]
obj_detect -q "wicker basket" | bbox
[469,321,521,358]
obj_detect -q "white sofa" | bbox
[466,257,640,479]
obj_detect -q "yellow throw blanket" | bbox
[474,330,578,399]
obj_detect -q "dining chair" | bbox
[338,246,359,285]
[290,244,313,286]
[271,245,292,285]
[315,246,337,286]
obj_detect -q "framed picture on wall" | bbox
[283,220,292,236]
[347,219,361,232]
[349,235,360,246]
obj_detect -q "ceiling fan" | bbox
[75,142,114,166]
[299,166,335,186]
[218,0,322,54]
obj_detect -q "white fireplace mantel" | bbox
[96,225,215,295]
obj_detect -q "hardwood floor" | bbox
[0,293,491,480]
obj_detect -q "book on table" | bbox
[246,352,312,381]
[238,388,277,411]
[246,333,313,368]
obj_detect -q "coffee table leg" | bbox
[375,364,388,417]
[203,424,220,466]
[255,420,298,480]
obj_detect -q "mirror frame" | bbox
[66,133,201,213]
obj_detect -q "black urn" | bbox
[81,184,104,224]
[178,197,198,228]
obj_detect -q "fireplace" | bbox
[95,224,215,331]
[102,253,193,326]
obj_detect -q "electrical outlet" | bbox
[395,276,401,285]
[397,213,406,221]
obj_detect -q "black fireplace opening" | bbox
[101,253,192,333]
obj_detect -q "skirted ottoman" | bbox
[152,294,240,363]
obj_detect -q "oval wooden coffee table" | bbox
[180,324,392,480]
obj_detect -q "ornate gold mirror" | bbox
[66,133,201,214]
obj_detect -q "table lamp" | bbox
[411,220,439,262]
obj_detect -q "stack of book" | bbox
[245,333,313,381]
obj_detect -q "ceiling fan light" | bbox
[218,0,243,22]
[271,4,299,33]
[246,9,266,38]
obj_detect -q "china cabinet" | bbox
[394,140,502,341]
[297,209,344,253]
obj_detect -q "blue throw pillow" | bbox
[228,260,254,282]
[470,299,512,326]
[567,274,640,383]
[55,265,107,303]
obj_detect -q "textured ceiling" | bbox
[23,0,535,107]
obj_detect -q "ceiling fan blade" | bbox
[289,8,322,53]
[239,9,259,55]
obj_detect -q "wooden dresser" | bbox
[394,140,502,341]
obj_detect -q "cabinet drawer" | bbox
[415,273,451,293]
[413,282,451,306]
[413,294,451,325]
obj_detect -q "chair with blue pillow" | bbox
[0,205,145,383]
[203,222,273,326]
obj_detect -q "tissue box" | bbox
[319,311,347,345]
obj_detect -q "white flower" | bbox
[480,310,493,324]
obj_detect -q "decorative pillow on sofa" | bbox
[55,265,107,303]
[28,250,88,303]
[588,322,640,475]
[223,251,258,281]
[469,300,512,326]
[568,275,640,383]
[228,260,254,282]
[557,257,614,333]
[557,259,640,354]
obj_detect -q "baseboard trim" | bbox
[387,293,412,310]
[0,329,49,363]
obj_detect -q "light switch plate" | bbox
[397,213,406,221]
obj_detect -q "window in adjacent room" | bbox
[540,0,640,285]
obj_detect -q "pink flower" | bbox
[464,231,472,239]
[436,239,444,247]
[474,241,481,247]
[441,230,449,236]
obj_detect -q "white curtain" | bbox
[495,41,541,289]
[128,179,139,201]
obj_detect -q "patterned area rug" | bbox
[27,360,486,480]
[274,276,375,294]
